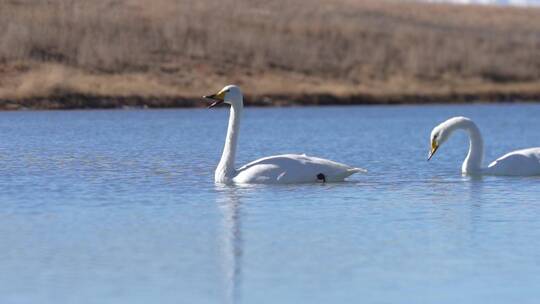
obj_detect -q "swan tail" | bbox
[335,167,366,181]
[347,167,368,174]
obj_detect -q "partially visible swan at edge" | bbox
[428,116,540,176]
[204,85,366,184]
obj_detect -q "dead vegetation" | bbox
[1,0,540,107]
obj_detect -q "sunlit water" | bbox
[1,104,540,304]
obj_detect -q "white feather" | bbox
[234,154,366,184]
[208,85,366,184]
[430,116,540,176]
[485,148,540,176]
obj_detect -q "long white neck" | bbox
[451,119,484,174]
[215,101,243,183]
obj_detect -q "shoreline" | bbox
[2,91,540,111]
[2,0,540,112]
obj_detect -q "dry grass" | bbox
[1,0,540,106]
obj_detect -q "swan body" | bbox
[234,154,365,184]
[428,116,540,176]
[204,85,365,184]
[485,148,540,176]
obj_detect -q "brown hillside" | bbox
[1,0,540,108]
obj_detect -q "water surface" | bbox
[1,104,540,303]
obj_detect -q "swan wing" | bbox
[233,154,365,184]
[486,147,540,176]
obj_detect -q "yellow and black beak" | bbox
[203,90,226,108]
[427,141,439,161]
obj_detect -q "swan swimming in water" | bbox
[204,85,366,184]
[428,116,540,176]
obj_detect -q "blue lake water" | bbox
[1,104,540,304]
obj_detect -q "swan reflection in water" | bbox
[216,185,245,304]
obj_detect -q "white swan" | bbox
[428,116,540,176]
[204,85,366,184]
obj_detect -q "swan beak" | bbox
[427,142,439,161]
[203,91,226,108]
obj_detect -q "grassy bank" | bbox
[1,0,540,109]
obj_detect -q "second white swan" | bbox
[204,85,366,184]
[428,116,540,176]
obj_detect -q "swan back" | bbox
[233,154,366,184]
[486,147,540,176]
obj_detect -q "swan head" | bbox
[428,125,446,161]
[428,116,471,161]
[203,85,243,108]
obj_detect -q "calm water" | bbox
[1,104,540,304]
